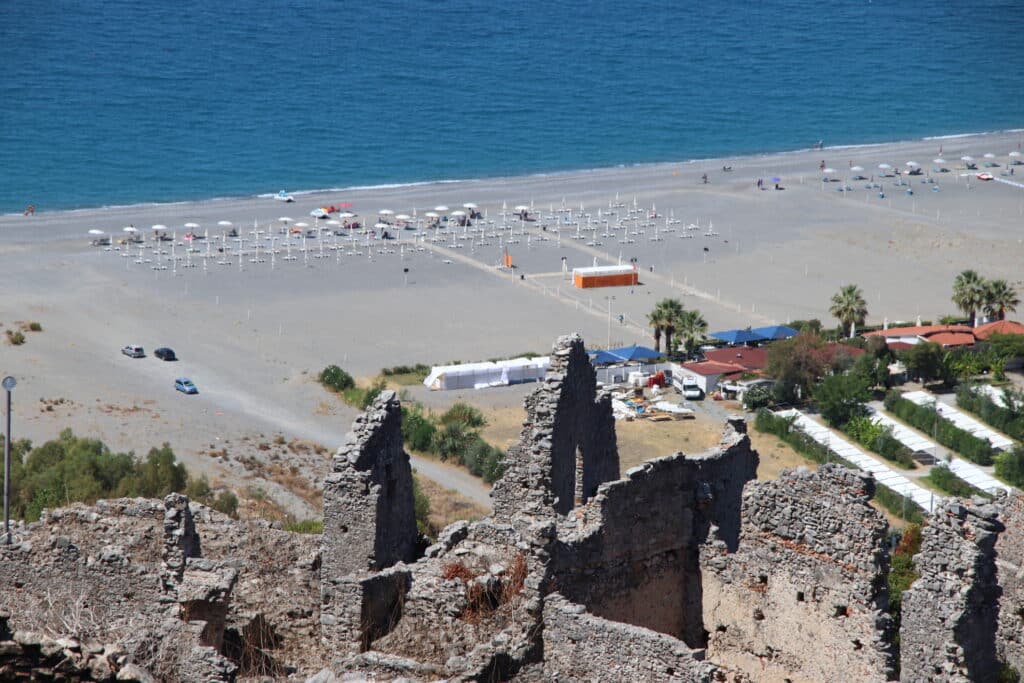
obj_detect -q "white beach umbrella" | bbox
[374,222,390,229]
[184,222,200,229]
[451,210,467,217]
[395,214,411,221]
[462,202,478,209]
[217,220,233,228]
[294,222,308,228]
[878,163,892,170]
[338,212,355,219]
[514,205,530,211]
[961,156,974,162]
[378,209,395,216]
[905,161,919,168]
[424,211,439,218]
[850,166,864,172]
[1010,151,1021,158]
[433,205,449,212]
[934,158,946,164]
[326,219,341,227]
[822,167,836,174]
[279,217,293,224]
[984,153,996,159]
[88,229,104,235]
[123,226,137,233]
[152,224,167,231]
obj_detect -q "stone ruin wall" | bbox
[541,593,724,682]
[901,498,1004,683]
[550,418,757,646]
[492,333,619,523]
[321,389,417,581]
[998,492,1024,675]
[701,464,895,683]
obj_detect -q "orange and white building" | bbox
[572,265,638,289]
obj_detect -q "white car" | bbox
[121,344,145,358]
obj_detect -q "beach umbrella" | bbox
[434,205,449,212]
[514,205,530,212]
[184,222,200,229]
[278,217,292,224]
[933,158,946,164]
[395,214,411,221]
[326,219,341,227]
[338,212,355,219]
[294,222,308,228]
[708,329,766,345]
[1010,151,1021,158]
[878,163,892,170]
[424,211,439,218]
[217,220,233,228]
[374,222,390,229]
[770,176,782,183]
[850,166,864,172]
[905,161,919,168]
[122,226,137,233]
[606,345,662,362]
[822,167,836,174]
[152,224,167,231]
[984,153,996,159]
[451,210,467,217]
[462,202,478,209]
[378,209,395,216]
[961,156,974,162]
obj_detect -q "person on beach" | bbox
[819,160,826,171]
[23,204,35,216]
[702,174,708,184]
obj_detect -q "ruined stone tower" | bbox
[492,333,620,522]
[322,390,417,579]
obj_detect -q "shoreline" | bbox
[6,126,1022,217]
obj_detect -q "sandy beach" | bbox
[2,130,1022,516]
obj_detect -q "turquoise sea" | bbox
[1,0,1022,213]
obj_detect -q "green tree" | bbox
[765,332,827,403]
[995,446,1024,487]
[319,365,355,392]
[900,342,945,384]
[432,422,472,462]
[675,309,708,358]
[829,284,868,339]
[952,269,987,327]
[646,306,668,353]
[983,279,1020,321]
[851,353,890,389]
[814,372,870,427]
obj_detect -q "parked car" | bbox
[680,377,704,400]
[154,347,177,361]
[121,345,145,358]
[174,378,198,394]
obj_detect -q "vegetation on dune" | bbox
[402,402,506,483]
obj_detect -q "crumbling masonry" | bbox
[4,332,1024,681]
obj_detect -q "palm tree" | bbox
[952,269,987,327]
[676,309,708,358]
[647,307,667,353]
[983,279,1020,321]
[656,298,686,355]
[829,284,868,338]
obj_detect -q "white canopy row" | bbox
[902,391,1015,451]
[423,357,550,390]
[976,383,1013,409]
[776,409,941,513]
[869,407,1011,495]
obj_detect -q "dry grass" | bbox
[268,463,323,511]
[415,474,488,531]
[746,427,817,481]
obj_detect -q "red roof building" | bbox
[975,320,1024,340]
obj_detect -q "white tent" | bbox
[423,357,550,390]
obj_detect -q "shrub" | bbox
[995,447,1024,488]
[28,322,42,332]
[925,465,989,498]
[440,402,487,429]
[212,491,239,517]
[402,404,437,452]
[284,519,323,534]
[6,330,26,345]
[844,416,916,469]
[889,524,922,629]
[412,476,432,538]
[814,373,870,427]
[884,391,995,466]
[957,385,1024,442]
[319,365,355,392]
[742,385,773,411]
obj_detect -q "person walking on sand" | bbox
[23,204,35,216]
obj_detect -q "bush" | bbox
[319,365,355,392]
[884,391,995,466]
[995,447,1024,488]
[889,524,922,630]
[925,465,989,498]
[814,373,870,427]
[957,386,1024,442]
[412,476,432,538]
[440,402,487,429]
[285,519,323,534]
[402,404,437,452]
[6,330,25,345]
[28,322,42,332]
[742,385,773,411]
[843,416,916,469]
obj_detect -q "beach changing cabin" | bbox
[572,264,638,289]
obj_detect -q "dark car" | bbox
[154,347,177,361]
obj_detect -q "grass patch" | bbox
[284,519,323,534]
[381,363,431,385]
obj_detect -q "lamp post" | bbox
[605,295,616,348]
[3,375,15,546]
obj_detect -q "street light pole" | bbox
[3,376,15,546]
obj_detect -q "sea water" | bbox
[1,0,1022,213]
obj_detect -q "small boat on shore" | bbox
[274,190,294,203]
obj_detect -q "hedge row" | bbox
[924,465,990,499]
[956,386,1024,443]
[883,392,995,466]
[754,410,925,524]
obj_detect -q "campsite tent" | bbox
[423,357,550,390]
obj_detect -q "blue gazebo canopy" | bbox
[750,325,798,341]
[589,345,662,365]
[708,328,766,345]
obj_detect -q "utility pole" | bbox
[3,376,15,545]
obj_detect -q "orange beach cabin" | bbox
[572,265,638,289]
